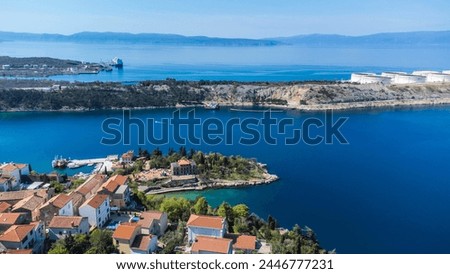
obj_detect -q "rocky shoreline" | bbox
[1,78,450,112]
[146,172,279,195]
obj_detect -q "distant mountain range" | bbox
[0,30,449,47]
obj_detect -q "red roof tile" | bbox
[112,223,140,241]
[101,175,128,193]
[191,236,232,254]
[234,235,256,250]
[0,224,35,242]
[187,214,225,230]
[0,213,26,225]
[0,202,11,213]
[48,194,71,209]
[6,249,33,254]
[131,234,153,251]
[137,211,164,228]
[84,194,108,209]
[76,174,105,196]
[49,216,85,229]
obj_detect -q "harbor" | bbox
[52,155,118,173]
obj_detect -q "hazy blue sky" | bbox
[1,0,450,38]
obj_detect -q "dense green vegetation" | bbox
[48,229,118,254]
[133,193,330,254]
[119,147,267,183]
[0,78,337,111]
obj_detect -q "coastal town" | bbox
[0,148,319,255]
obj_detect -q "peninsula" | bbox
[1,77,450,111]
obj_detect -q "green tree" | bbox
[159,197,191,221]
[267,215,277,230]
[152,147,163,157]
[86,229,118,254]
[232,204,249,218]
[48,242,69,254]
[217,202,234,229]
[179,146,187,157]
[192,197,208,215]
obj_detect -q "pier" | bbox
[52,155,117,173]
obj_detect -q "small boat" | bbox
[204,102,220,110]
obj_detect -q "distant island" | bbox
[0,56,120,77]
[0,30,449,47]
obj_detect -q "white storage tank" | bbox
[381,72,425,84]
[350,73,375,83]
[426,73,450,83]
[412,71,439,76]
[351,73,390,84]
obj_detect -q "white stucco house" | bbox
[39,193,74,225]
[48,216,90,241]
[186,214,227,243]
[137,211,168,236]
[79,194,110,228]
[0,221,45,253]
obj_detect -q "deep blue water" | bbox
[1,41,449,82]
[1,106,450,254]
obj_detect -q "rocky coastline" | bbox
[1,77,450,112]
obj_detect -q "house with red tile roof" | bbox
[130,234,157,254]
[98,175,130,208]
[0,212,28,232]
[120,151,134,164]
[137,211,168,236]
[0,189,53,205]
[69,174,106,214]
[0,202,11,213]
[11,194,46,221]
[113,223,158,254]
[79,194,110,228]
[113,223,141,254]
[170,158,197,176]
[233,235,257,253]
[0,163,30,187]
[48,216,89,241]
[191,236,233,254]
[73,174,106,201]
[187,214,227,243]
[0,222,44,253]
[39,193,74,225]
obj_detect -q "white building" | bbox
[0,177,14,192]
[381,72,426,84]
[112,223,158,254]
[39,193,74,225]
[350,73,391,84]
[137,211,168,236]
[187,214,227,243]
[48,216,90,241]
[79,194,110,228]
[0,222,45,253]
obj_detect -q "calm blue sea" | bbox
[1,41,449,82]
[1,41,450,253]
[1,106,450,254]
